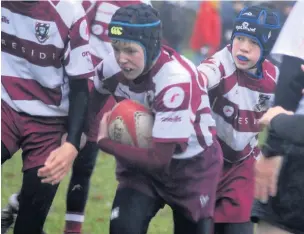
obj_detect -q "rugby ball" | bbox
[108,99,154,148]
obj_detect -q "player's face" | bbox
[232,36,261,73]
[112,40,145,80]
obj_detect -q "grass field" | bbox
[1,152,174,234]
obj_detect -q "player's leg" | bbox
[1,100,21,165]
[165,141,223,234]
[213,223,224,234]
[173,209,213,234]
[214,222,253,234]
[13,166,59,234]
[1,191,20,234]
[64,141,99,234]
[12,114,66,234]
[252,153,304,234]
[1,101,22,233]
[214,156,256,234]
[110,187,162,234]
[1,142,20,234]
[1,143,20,234]
[63,93,115,233]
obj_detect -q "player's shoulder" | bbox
[154,48,197,85]
[198,46,235,79]
[49,0,78,8]
[99,52,121,80]
[94,0,141,11]
[262,59,279,82]
[203,46,234,66]
[50,0,86,28]
[51,0,85,16]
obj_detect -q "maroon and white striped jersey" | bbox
[198,46,279,162]
[94,46,217,159]
[1,1,94,117]
[82,0,149,66]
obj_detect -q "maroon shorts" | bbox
[86,89,116,142]
[214,156,255,223]
[1,101,66,171]
[116,140,223,222]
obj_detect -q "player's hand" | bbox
[61,132,87,150]
[97,111,111,142]
[37,142,78,185]
[258,106,293,127]
[254,154,284,203]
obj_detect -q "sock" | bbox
[64,212,84,234]
[9,193,20,211]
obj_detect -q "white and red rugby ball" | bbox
[108,99,154,148]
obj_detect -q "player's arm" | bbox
[93,52,122,104]
[272,114,304,156]
[197,55,224,90]
[64,13,95,150]
[273,55,304,111]
[263,56,304,158]
[98,139,176,170]
[262,127,304,158]
[281,143,304,157]
[97,76,191,170]
[66,79,89,151]
[270,114,304,145]
[82,0,97,26]
[37,4,95,184]
[261,113,304,156]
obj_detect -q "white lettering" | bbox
[82,51,90,57]
[236,22,256,32]
[3,40,59,61]
[234,116,259,125]
[161,116,181,122]
[39,52,46,59]
[242,12,253,16]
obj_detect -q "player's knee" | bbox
[20,167,59,209]
[72,142,98,177]
[196,218,214,234]
[72,163,95,178]
[72,159,95,179]
[15,167,59,234]
[110,212,144,234]
[224,222,254,234]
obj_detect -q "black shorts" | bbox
[251,155,304,234]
